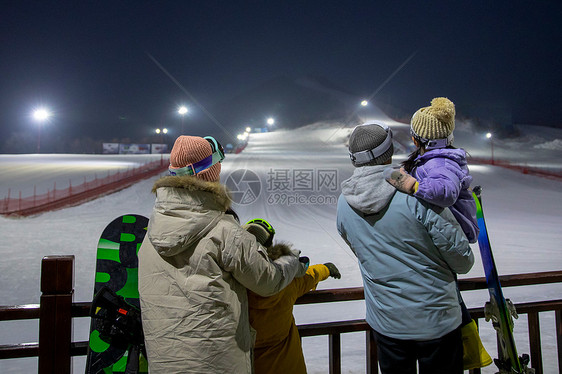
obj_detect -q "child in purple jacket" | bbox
[385,97,491,370]
[385,97,478,243]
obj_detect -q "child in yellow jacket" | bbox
[244,219,341,374]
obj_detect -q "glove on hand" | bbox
[324,262,341,279]
[295,256,309,277]
[384,167,417,194]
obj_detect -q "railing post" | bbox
[366,328,378,374]
[528,311,543,374]
[554,309,562,372]
[38,256,74,374]
[329,333,341,374]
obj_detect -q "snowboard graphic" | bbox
[472,187,533,373]
[85,214,149,374]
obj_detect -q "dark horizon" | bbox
[1,1,561,153]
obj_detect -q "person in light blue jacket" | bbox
[383,98,493,371]
[336,122,474,374]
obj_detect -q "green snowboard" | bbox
[85,214,149,374]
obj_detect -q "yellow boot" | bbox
[462,319,493,370]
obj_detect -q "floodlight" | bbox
[33,108,51,121]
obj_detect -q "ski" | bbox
[472,186,533,374]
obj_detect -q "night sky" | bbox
[1,1,561,151]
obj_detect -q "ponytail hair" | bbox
[401,147,421,173]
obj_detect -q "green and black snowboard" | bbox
[85,214,149,374]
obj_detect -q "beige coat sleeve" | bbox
[220,225,302,297]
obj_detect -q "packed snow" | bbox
[1,113,561,373]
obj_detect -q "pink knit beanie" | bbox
[169,136,221,182]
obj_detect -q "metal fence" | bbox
[1,159,168,216]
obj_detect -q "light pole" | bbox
[486,132,494,164]
[178,106,188,135]
[33,108,51,153]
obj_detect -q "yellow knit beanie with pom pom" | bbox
[411,97,456,140]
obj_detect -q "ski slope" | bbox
[1,117,561,373]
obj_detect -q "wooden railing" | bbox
[1,256,561,374]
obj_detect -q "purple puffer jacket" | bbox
[412,148,479,243]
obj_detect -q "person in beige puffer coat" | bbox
[139,135,306,374]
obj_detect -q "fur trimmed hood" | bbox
[147,175,233,257]
[265,242,293,261]
[152,175,232,211]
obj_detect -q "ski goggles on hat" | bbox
[409,127,454,150]
[205,136,225,166]
[246,218,276,236]
[349,122,393,165]
[169,136,225,176]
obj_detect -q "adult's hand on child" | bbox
[298,256,310,275]
[295,258,309,277]
[324,262,341,279]
[299,256,310,267]
[383,167,418,194]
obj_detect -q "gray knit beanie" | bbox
[348,123,394,166]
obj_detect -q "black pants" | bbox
[455,275,472,326]
[374,326,463,374]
